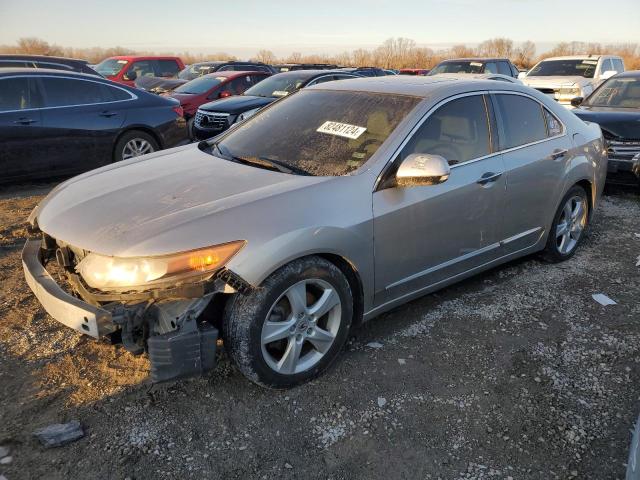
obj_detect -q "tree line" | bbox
[2,37,639,70]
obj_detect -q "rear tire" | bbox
[222,256,353,388]
[541,185,589,263]
[113,130,159,162]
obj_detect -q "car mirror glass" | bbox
[124,70,137,81]
[571,96,584,107]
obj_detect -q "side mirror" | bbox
[395,153,450,187]
[219,91,232,98]
[124,70,137,81]
[600,70,617,80]
[571,96,584,107]
[518,71,527,80]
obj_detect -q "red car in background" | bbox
[94,56,185,87]
[399,68,430,75]
[167,70,271,132]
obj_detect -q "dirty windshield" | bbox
[584,77,640,108]
[529,59,597,78]
[244,73,313,98]
[429,61,486,74]
[94,59,128,77]
[211,90,420,176]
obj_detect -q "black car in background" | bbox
[428,58,520,78]
[0,54,100,76]
[273,63,339,72]
[573,70,640,186]
[192,70,361,140]
[339,67,390,77]
[0,69,188,182]
[136,60,277,94]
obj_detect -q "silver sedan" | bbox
[23,76,607,387]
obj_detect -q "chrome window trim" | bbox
[0,74,138,113]
[374,89,568,191]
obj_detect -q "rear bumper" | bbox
[22,238,116,338]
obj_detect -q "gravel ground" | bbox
[0,182,638,480]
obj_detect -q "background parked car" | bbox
[0,54,100,76]
[428,58,519,78]
[134,60,276,94]
[273,63,339,72]
[94,56,185,87]
[339,67,390,77]
[192,69,361,140]
[521,55,625,107]
[572,70,640,186]
[167,71,271,135]
[0,68,188,182]
[399,68,430,75]
[429,73,521,83]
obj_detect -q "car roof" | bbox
[613,70,640,78]
[439,58,510,62]
[0,54,89,64]
[305,75,524,97]
[106,55,181,61]
[202,70,270,78]
[540,55,614,61]
[0,67,113,80]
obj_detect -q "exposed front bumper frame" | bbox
[22,238,116,338]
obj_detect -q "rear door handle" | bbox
[99,111,118,118]
[476,171,503,185]
[550,148,568,160]
[13,118,37,125]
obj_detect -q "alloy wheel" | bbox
[122,138,153,159]
[261,279,342,375]
[556,195,587,255]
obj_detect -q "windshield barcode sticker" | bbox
[317,121,367,140]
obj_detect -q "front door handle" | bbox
[99,111,118,118]
[13,118,37,125]
[550,148,568,160]
[476,171,503,185]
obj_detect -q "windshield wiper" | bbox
[206,142,312,176]
[258,156,313,176]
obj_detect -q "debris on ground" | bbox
[366,341,383,349]
[592,293,617,306]
[33,420,85,448]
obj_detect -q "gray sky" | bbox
[1,0,638,57]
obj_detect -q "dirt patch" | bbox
[0,183,638,479]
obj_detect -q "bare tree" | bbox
[477,38,514,58]
[514,40,536,68]
[255,49,276,64]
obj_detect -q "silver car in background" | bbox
[23,76,607,388]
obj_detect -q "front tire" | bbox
[542,185,589,262]
[222,256,353,388]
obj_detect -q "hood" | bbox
[198,95,275,114]
[36,145,329,257]
[573,107,640,140]
[523,75,591,88]
[135,76,187,93]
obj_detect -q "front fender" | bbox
[227,224,374,311]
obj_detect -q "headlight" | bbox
[76,241,245,290]
[236,108,261,123]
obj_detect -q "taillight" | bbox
[172,105,184,118]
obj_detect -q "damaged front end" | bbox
[22,231,251,383]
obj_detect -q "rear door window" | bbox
[400,94,492,166]
[34,61,74,71]
[40,77,115,107]
[0,60,31,68]
[0,77,42,111]
[493,94,548,149]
